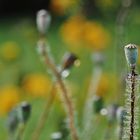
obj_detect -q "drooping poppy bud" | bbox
[20,101,31,123]
[61,52,80,71]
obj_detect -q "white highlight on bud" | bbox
[36,9,51,35]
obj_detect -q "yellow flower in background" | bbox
[0,41,21,61]
[60,15,85,46]
[96,74,109,97]
[22,74,51,97]
[60,16,110,51]
[83,21,110,51]
[0,86,20,116]
[50,0,78,15]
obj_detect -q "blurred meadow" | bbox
[1,0,140,140]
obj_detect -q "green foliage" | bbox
[0,6,140,139]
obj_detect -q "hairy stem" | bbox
[119,118,124,140]
[123,68,139,140]
[130,69,135,140]
[37,39,79,140]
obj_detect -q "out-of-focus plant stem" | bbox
[35,37,79,140]
[15,123,25,140]
[115,0,134,103]
[82,64,102,140]
[31,84,57,140]
[123,70,139,140]
[115,0,133,65]
[123,43,139,140]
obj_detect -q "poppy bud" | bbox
[36,9,51,35]
[20,101,31,123]
[62,52,80,71]
[17,101,31,123]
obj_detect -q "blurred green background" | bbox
[0,0,140,140]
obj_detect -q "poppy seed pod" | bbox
[36,9,51,35]
[124,44,138,68]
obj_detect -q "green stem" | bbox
[15,123,25,140]
[31,84,56,140]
